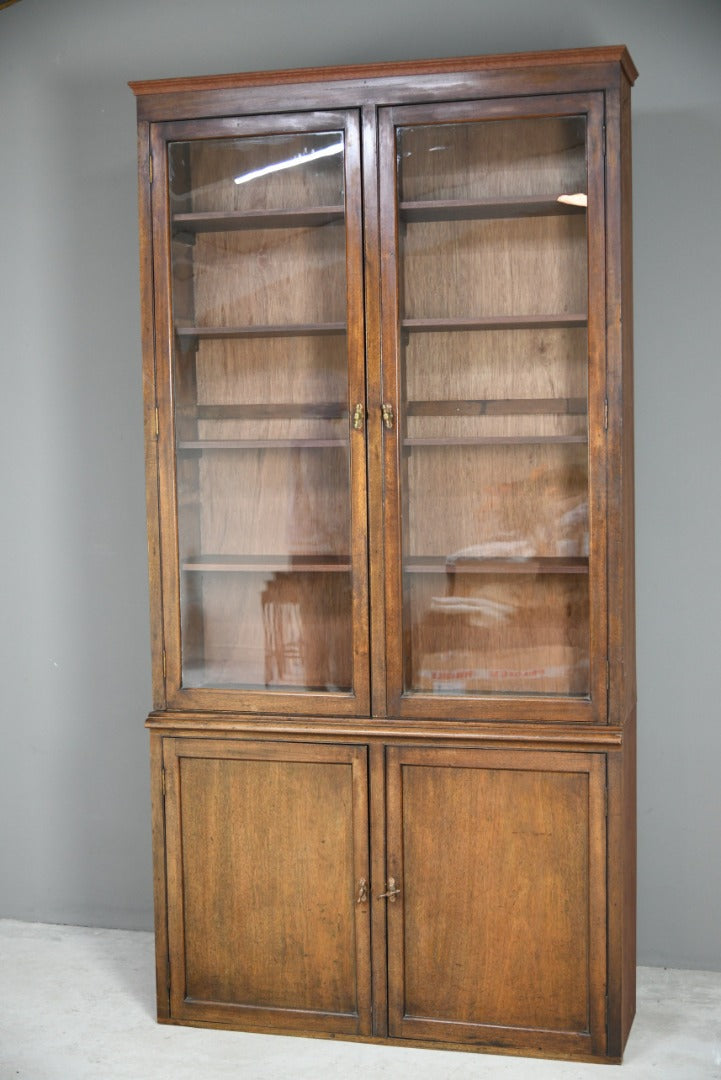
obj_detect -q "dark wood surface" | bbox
[399,195,586,222]
[175,322,346,338]
[134,46,636,1063]
[401,314,587,332]
[129,45,637,98]
[406,396,587,416]
[385,745,607,1055]
[172,205,344,231]
[163,738,372,1033]
[404,554,588,574]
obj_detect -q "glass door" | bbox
[379,95,607,720]
[151,112,369,714]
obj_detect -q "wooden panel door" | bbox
[378,94,608,723]
[385,745,607,1057]
[163,738,372,1034]
[150,110,370,716]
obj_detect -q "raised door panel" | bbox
[385,746,606,1056]
[150,110,370,715]
[163,738,372,1034]
[379,94,608,722]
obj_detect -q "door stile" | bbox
[584,95,610,723]
[149,123,183,706]
[137,118,167,711]
[377,107,405,715]
[587,751,609,1057]
[383,744,406,1035]
[368,740,389,1035]
[343,111,372,716]
[361,103,387,719]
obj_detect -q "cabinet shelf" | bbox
[193,403,346,420]
[399,195,586,223]
[176,322,346,340]
[404,434,587,447]
[406,397,586,417]
[401,315,587,333]
[182,554,351,573]
[177,438,346,450]
[404,555,589,575]
[172,205,345,233]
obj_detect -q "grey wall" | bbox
[1,0,719,970]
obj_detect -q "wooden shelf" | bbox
[193,403,347,421]
[404,435,587,447]
[172,205,345,233]
[401,315,587,333]
[177,438,346,450]
[183,554,352,573]
[176,322,346,340]
[405,555,589,575]
[189,400,584,422]
[406,397,586,417]
[399,195,586,223]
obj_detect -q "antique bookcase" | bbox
[131,45,636,1063]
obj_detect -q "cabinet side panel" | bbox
[620,76,636,719]
[137,121,166,709]
[150,733,169,1017]
[622,708,637,1045]
[605,80,636,723]
[607,712,637,1057]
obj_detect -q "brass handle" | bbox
[352,402,365,431]
[377,877,401,903]
[356,878,369,904]
[381,402,394,430]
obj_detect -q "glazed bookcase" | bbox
[131,45,636,1063]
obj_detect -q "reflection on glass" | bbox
[397,116,590,697]
[168,133,353,691]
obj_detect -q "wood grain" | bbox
[136,120,166,709]
[164,738,371,1032]
[129,45,637,98]
[385,745,606,1052]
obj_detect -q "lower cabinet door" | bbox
[385,745,607,1058]
[163,737,372,1035]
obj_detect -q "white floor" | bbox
[1,920,720,1080]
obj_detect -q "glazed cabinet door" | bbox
[378,95,608,721]
[384,745,607,1057]
[163,738,372,1034]
[150,111,370,715]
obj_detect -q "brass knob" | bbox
[352,402,365,430]
[381,402,394,430]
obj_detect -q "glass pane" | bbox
[397,116,590,697]
[169,132,353,692]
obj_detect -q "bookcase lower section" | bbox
[148,714,635,1064]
